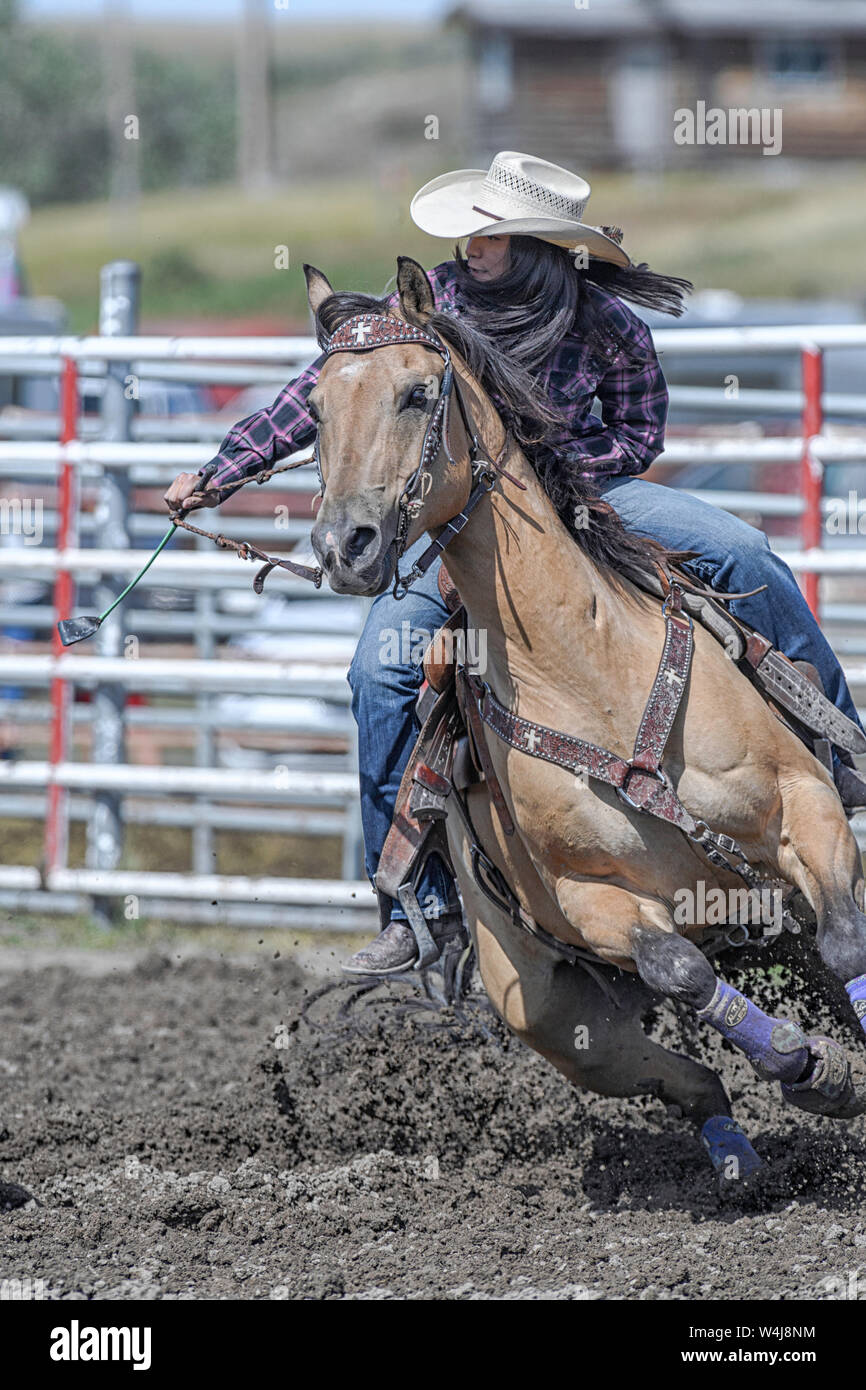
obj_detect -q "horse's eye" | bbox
[404,384,430,411]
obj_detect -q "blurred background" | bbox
[0,0,864,946]
[4,0,866,329]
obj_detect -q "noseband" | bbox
[316,311,520,598]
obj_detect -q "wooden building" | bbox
[449,0,866,168]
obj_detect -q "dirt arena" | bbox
[2,937,866,1301]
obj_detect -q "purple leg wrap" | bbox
[846,974,866,1036]
[701,1116,762,1182]
[696,979,809,1084]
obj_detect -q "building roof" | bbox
[449,0,866,37]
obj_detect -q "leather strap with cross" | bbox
[464,580,697,837]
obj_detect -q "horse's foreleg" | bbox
[468,903,737,1150]
[631,925,864,1120]
[469,866,755,1185]
[507,953,734,1125]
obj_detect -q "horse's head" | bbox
[307,258,474,596]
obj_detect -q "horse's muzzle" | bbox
[311,514,393,595]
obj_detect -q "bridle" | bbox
[313,311,522,598]
[171,311,522,600]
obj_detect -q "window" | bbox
[478,33,513,112]
[763,37,841,86]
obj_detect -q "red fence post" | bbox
[800,346,824,619]
[44,356,79,875]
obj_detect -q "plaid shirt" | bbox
[199,261,668,492]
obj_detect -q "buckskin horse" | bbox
[301,257,866,1188]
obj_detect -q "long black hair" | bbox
[315,284,687,597]
[451,234,692,374]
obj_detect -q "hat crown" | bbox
[482,152,591,224]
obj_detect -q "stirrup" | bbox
[396,883,442,970]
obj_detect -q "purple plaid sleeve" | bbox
[425,264,667,480]
[199,355,324,492]
[199,263,667,493]
[562,297,667,480]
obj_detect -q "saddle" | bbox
[373,560,866,963]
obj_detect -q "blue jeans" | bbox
[348,478,863,923]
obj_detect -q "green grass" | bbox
[23,178,435,332]
[21,164,866,334]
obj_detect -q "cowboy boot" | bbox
[342,909,467,977]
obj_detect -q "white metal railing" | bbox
[1,302,865,927]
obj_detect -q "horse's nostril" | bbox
[343,526,377,563]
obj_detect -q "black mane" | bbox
[315,290,682,599]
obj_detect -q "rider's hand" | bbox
[163,471,222,513]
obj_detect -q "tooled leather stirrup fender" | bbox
[455,666,516,837]
[437,562,462,614]
[739,630,866,756]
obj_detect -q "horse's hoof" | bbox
[701,1115,763,1191]
[717,1165,767,1202]
[780,1037,864,1118]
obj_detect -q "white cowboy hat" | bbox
[410,150,631,269]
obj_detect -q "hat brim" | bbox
[410,167,630,268]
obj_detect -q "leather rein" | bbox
[170,311,518,600]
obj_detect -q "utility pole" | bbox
[236,0,273,194]
[103,0,141,232]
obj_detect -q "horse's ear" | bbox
[396,256,435,325]
[304,264,334,318]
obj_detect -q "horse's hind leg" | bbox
[772,776,866,1101]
